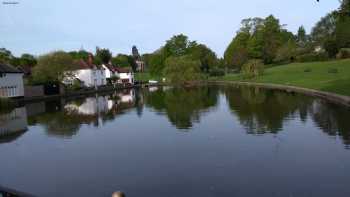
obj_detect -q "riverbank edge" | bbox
[208,80,350,107]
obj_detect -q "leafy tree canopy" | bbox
[32,51,78,84]
[95,47,112,64]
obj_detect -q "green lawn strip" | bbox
[211,59,350,96]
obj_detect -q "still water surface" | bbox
[1,85,350,197]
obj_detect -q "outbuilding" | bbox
[0,63,24,98]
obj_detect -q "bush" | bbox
[241,59,264,79]
[296,52,329,62]
[209,68,225,77]
[336,48,350,59]
[328,68,338,74]
[304,68,312,73]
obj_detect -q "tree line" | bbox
[0,46,142,84]
[143,0,350,81]
[1,0,349,84]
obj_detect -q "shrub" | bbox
[241,59,264,79]
[296,52,329,62]
[304,68,312,73]
[328,68,338,74]
[336,48,350,59]
[209,68,225,77]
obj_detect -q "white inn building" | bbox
[0,63,24,98]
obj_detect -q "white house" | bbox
[115,67,134,85]
[63,56,107,88]
[102,64,134,85]
[0,63,24,98]
[101,63,117,83]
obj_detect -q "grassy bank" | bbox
[212,59,350,96]
[135,73,162,82]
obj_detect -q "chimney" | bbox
[88,54,94,65]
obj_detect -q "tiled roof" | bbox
[114,66,131,73]
[74,59,103,70]
[0,63,23,74]
[104,64,131,73]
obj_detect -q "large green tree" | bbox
[261,15,283,64]
[163,55,201,83]
[69,50,90,61]
[297,26,307,47]
[112,54,131,68]
[95,47,112,64]
[188,43,218,73]
[311,11,337,46]
[224,32,250,69]
[32,51,78,83]
[335,0,350,48]
[0,48,13,64]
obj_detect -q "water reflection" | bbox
[144,86,219,129]
[223,85,350,146]
[24,89,138,138]
[309,100,350,146]
[0,86,349,146]
[224,86,313,134]
[0,107,28,144]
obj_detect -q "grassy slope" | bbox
[216,59,350,96]
[135,73,162,82]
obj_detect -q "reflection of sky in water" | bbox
[0,86,350,197]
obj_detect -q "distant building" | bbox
[0,63,24,98]
[102,64,134,85]
[136,60,145,72]
[114,67,134,85]
[63,54,107,88]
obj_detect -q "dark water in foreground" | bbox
[1,85,350,197]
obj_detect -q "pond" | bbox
[0,85,350,197]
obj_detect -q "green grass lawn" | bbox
[213,59,350,96]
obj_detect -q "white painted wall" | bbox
[64,68,107,87]
[117,72,134,84]
[102,64,113,79]
[118,89,135,104]
[0,73,24,98]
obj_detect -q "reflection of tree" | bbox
[35,111,84,138]
[145,86,218,129]
[225,86,313,134]
[33,99,98,138]
[309,101,350,146]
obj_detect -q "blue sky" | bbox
[0,0,340,57]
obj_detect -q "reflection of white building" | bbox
[64,96,109,115]
[0,107,28,137]
[149,86,159,92]
[117,89,135,104]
